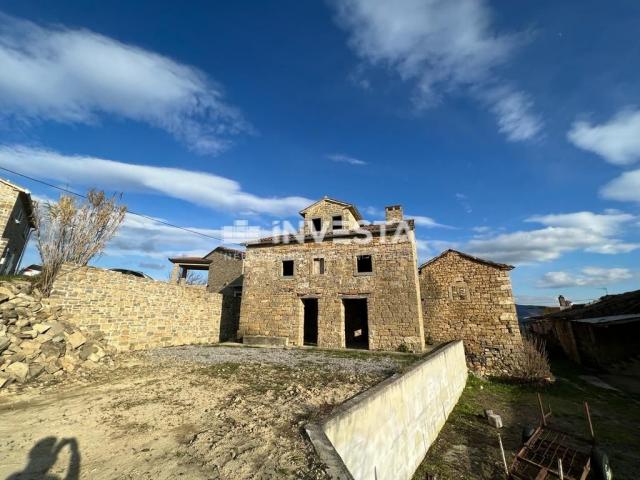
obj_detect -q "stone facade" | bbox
[49,265,224,351]
[0,180,34,275]
[238,198,425,352]
[418,250,522,375]
[204,247,244,293]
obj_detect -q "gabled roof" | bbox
[203,245,246,259]
[0,179,35,227]
[419,249,514,271]
[299,196,363,221]
[168,256,212,265]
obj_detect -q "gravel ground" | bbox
[145,344,413,374]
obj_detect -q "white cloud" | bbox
[537,267,633,289]
[416,238,459,258]
[466,211,639,264]
[0,13,249,154]
[0,145,312,216]
[601,169,640,203]
[106,215,273,260]
[525,211,635,236]
[409,215,450,228]
[455,192,472,213]
[326,153,368,166]
[332,0,541,141]
[568,109,640,165]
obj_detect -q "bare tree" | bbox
[185,271,208,286]
[32,190,127,295]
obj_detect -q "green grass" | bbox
[414,360,640,479]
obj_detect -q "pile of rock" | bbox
[0,280,111,389]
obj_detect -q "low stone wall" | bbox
[308,341,467,480]
[49,265,223,351]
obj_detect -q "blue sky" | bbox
[0,0,639,305]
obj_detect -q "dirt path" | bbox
[1,345,415,479]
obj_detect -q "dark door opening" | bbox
[343,298,369,349]
[303,298,318,346]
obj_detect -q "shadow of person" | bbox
[7,436,80,480]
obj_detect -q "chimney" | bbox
[385,205,403,223]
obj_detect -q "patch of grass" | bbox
[414,360,640,479]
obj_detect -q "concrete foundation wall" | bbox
[49,264,223,351]
[319,341,467,480]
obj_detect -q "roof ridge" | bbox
[419,249,514,271]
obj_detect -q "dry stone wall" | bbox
[0,280,111,390]
[49,265,223,351]
[419,251,522,375]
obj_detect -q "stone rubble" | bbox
[0,280,111,390]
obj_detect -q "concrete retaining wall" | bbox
[312,340,467,480]
[49,264,223,351]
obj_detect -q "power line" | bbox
[0,165,244,247]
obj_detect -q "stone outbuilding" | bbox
[238,197,425,352]
[0,179,35,275]
[418,249,522,375]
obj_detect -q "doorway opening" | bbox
[302,298,318,346]
[343,298,369,349]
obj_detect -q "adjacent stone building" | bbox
[238,197,425,352]
[418,249,522,375]
[0,179,35,275]
[169,246,244,341]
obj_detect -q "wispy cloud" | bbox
[601,169,640,203]
[326,153,368,166]
[331,0,542,141]
[537,268,633,289]
[0,12,250,154]
[455,193,472,213]
[466,210,639,264]
[106,215,273,260]
[0,145,312,216]
[408,215,451,228]
[568,108,640,165]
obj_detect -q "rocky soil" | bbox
[0,280,112,390]
[0,345,416,479]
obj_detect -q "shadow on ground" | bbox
[6,437,80,480]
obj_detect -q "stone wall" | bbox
[308,341,467,480]
[205,249,244,293]
[239,223,425,352]
[0,183,31,275]
[301,199,360,235]
[419,250,522,375]
[49,265,223,351]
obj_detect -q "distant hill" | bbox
[516,304,546,323]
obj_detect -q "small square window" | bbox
[356,255,373,273]
[332,215,343,230]
[311,218,322,232]
[282,260,294,277]
[313,257,325,275]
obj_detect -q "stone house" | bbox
[237,197,425,352]
[169,246,244,293]
[418,249,522,375]
[0,179,35,275]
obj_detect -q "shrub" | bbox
[513,335,553,383]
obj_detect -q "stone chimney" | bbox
[385,205,403,223]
